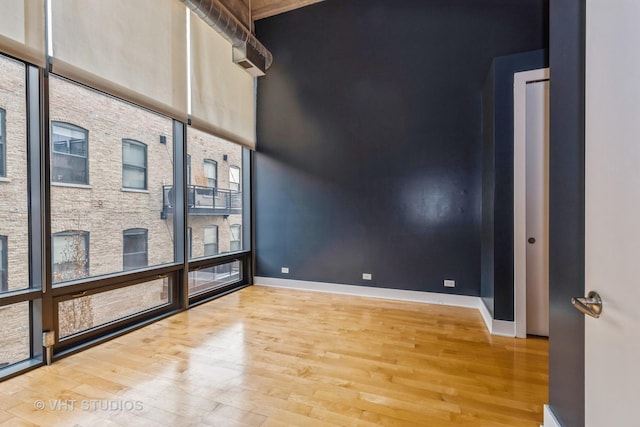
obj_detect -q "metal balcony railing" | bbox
[161,185,242,218]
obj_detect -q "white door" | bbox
[525,80,549,337]
[585,0,640,425]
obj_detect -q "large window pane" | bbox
[188,261,241,296]
[0,54,29,293]
[0,302,30,368]
[50,76,174,283]
[58,277,171,339]
[186,127,243,260]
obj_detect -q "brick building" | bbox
[0,57,243,364]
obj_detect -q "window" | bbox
[0,108,5,177]
[204,159,217,188]
[0,236,7,292]
[229,165,240,192]
[123,228,148,270]
[51,122,88,185]
[204,226,218,256]
[230,225,241,252]
[52,231,89,283]
[122,139,147,190]
[186,154,191,185]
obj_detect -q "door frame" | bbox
[513,68,550,338]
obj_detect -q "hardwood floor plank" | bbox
[0,286,547,426]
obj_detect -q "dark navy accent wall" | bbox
[548,0,585,425]
[255,0,548,297]
[481,50,548,320]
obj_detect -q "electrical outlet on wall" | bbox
[444,279,455,288]
[362,273,372,280]
[281,267,289,274]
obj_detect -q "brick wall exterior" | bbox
[0,58,245,366]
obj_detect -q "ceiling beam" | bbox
[252,0,324,20]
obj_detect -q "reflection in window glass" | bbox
[50,76,174,282]
[0,55,29,293]
[58,277,170,339]
[51,122,88,185]
[52,231,89,283]
[0,302,30,367]
[186,127,243,260]
[188,261,241,296]
[123,228,148,270]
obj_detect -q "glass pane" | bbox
[123,165,146,189]
[58,277,171,339]
[0,54,29,293]
[123,140,146,167]
[0,302,30,367]
[50,76,174,283]
[186,127,243,260]
[188,261,241,296]
[52,232,89,282]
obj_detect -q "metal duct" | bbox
[182,0,273,72]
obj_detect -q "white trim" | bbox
[478,299,494,333]
[542,405,562,427]
[513,68,550,338]
[254,277,516,336]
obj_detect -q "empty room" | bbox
[0,0,637,426]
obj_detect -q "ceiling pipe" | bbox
[182,0,273,74]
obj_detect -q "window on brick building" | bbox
[204,159,217,188]
[229,165,240,192]
[204,226,218,256]
[52,231,89,283]
[230,225,241,252]
[0,108,5,177]
[187,227,192,259]
[123,228,148,270]
[122,139,147,190]
[0,236,7,292]
[51,122,88,185]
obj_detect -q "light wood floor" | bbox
[0,286,548,426]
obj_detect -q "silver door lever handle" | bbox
[571,291,603,318]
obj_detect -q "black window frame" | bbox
[123,228,148,271]
[0,108,5,177]
[122,139,147,190]
[52,230,90,283]
[204,225,218,256]
[0,236,7,292]
[51,121,89,185]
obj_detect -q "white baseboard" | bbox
[542,405,562,427]
[253,277,516,337]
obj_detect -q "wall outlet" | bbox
[281,267,289,274]
[444,279,455,288]
[362,273,372,280]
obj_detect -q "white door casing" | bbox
[585,0,640,425]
